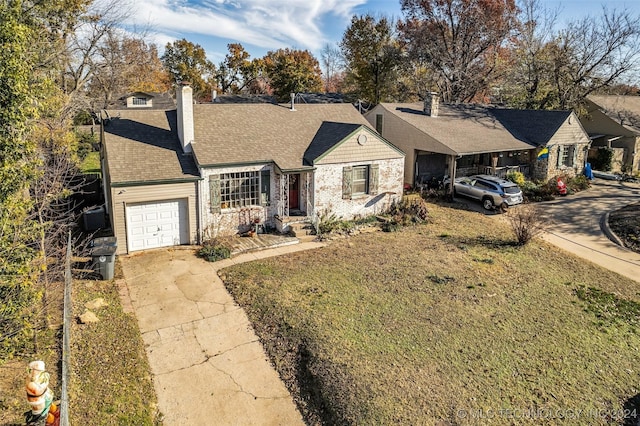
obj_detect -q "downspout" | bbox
[196,178,203,245]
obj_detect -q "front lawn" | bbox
[222,203,640,425]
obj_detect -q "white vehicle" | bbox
[453,175,523,211]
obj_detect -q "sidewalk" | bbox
[119,241,325,425]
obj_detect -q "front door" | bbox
[288,174,299,210]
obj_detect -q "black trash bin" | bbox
[91,237,117,280]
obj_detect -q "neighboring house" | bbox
[111,91,176,110]
[365,95,590,187]
[581,96,640,172]
[101,84,404,254]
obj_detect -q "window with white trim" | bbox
[132,97,148,106]
[557,145,576,168]
[342,164,379,199]
[210,171,270,212]
[352,166,369,194]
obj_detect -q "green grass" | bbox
[222,203,640,425]
[69,264,160,425]
[80,151,100,174]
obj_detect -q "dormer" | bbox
[125,92,154,108]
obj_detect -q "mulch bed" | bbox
[608,202,640,253]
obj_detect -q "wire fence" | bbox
[60,232,72,426]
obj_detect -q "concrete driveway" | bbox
[119,246,318,425]
[538,179,640,282]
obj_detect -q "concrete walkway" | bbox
[119,241,325,425]
[539,179,640,283]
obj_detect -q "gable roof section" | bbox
[490,109,571,145]
[376,103,579,155]
[192,103,381,171]
[102,109,199,185]
[304,123,404,165]
[377,103,534,155]
[587,95,640,134]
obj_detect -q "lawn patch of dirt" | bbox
[608,202,640,253]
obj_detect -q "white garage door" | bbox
[126,199,188,252]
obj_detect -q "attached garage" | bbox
[126,199,189,252]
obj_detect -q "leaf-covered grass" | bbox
[222,203,640,425]
[69,264,160,425]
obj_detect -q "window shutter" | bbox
[260,170,270,206]
[556,146,563,168]
[342,166,353,199]
[572,144,578,167]
[209,174,221,213]
[369,164,379,195]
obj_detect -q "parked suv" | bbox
[452,174,523,211]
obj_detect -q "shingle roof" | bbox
[103,109,199,184]
[192,103,377,170]
[110,92,176,110]
[377,103,573,155]
[490,108,571,145]
[587,95,640,133]
[303,122,362,164]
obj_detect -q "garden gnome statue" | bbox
[25,360,59,426]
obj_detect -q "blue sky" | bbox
[123,0,637,64]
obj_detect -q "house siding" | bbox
[200,164,276,237]
[366,106,452,185]
[110,182,198,254]
[532,114,591,181]
[314,129,403,165]
[313,158,404,219]
[580,107,640,171]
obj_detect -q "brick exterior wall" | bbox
[313,158,404,219]
[531,143,590,181]
[200,164,276,237]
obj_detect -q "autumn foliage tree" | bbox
[341,14,401,104]
[399,0,519,103]
[162,38,216,101]
[262,48,323,101]
[216,43,253,94]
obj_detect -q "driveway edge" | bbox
[600,211,626,248]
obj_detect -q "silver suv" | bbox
[453,174,523,211]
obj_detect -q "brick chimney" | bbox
[424,92,440,117]
[176,82,194,153]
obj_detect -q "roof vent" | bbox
[290,93,296,111]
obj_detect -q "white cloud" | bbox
[125,0,368,52]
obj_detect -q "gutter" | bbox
[111,177,202,188]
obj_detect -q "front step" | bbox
[287,221,315,237]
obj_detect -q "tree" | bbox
[162,38,216,101]
[495,0,559,108]
[399,0,519,103]
[88,31,171,109]
[550,8,640,109]
[340,14,401,104]
[0,1,44,361]
[320,43,344,93]
[500,1,640,110]
[216,43,252,94]
[1,0,93,362]
[262,48,323,101]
